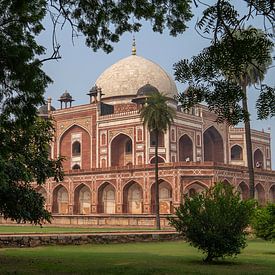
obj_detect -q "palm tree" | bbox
[139,90,175,229]
[226,27,272,198]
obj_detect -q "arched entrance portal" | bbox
[123,181,143,214]
[111,134,132,167]
[74,184,91,214]
[179,135,193,161]
[203,126,224,162]
[52,185,69,214]
[98,183,116,214]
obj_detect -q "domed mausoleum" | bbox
[96,48,178,104]
[30,43,275,227]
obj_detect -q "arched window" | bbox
[72,141,81,156]
[231,145,243,160]
[125,139,132,154]
[72,164,81,170]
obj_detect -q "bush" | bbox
[168,183,255,262]
[251,203,275,241]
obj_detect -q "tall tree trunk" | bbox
[154,130,160,230]
[242,84,255,198]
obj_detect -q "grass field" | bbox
[0,225,156,234]
[0,240,274,274]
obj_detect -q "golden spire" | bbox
[132,36,136,55]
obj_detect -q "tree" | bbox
[226,28,273,198]
[251,203,275,241]
[140,92,175,229]
[169,183,255,262]
[175,27,273,199]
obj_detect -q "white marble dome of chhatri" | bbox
[95,54,178,100]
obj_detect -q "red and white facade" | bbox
[37,52,275,227]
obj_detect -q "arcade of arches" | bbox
[48,180,275,215]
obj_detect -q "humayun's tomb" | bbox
[35,45,274,227]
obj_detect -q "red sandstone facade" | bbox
[36,53,275,226]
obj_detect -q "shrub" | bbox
[168,183,255,262]
[251,203,275,241]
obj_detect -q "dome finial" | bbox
[132,36,136,55]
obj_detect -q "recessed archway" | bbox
[179,135,193,162]
[231,145,243,160]
[254,149,264,168]
[269,185,275,203]
[150,131,164,147]
[123,181,143,214]
[203,126,224,162]
[52,185,69,214]
[98,182,116,214]
[237,182,249,200]
[110,134,132,167]
[185,181,207,198]
[151,180,172,214]
[150,156,165,164]
[255,184,265,205]
[74,184,91,214]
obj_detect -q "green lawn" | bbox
[0,225,156,234]
[0,240,274,274]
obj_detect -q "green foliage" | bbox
[175,27,274,124]
[251,203,275,241]
[50,0,193,53]
[139,92,175,133]
[0,117,64,224]
[169,183,255,262]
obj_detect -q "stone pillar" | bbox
[143,203,151,214]
[116,204,123,214]
[91,204,97,214]
[68,204,73,214]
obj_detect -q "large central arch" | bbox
[203,126,224,162]
[110,134,133,166]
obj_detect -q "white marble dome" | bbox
[95,55,178,102]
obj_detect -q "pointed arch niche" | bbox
[185,182,207,198]
[123,181,143,214]
[52,185,69,214]
[74,184,91,214]
[255,184,265,205]
[254,149,264,168]
[203,126,224,162]
[110,134,133,167]
[179,134,193,162]
[98,183,116,214]
[237,182,249,200]
[269,185,275,203]
[151,180,172,214]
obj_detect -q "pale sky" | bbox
[37,4,275,169]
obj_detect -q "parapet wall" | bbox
[0,232,182,248]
